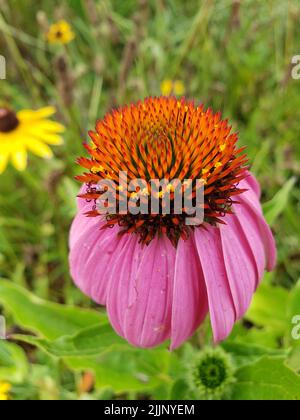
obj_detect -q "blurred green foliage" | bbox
[0,0,300,400]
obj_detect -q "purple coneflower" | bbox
[69,97,276,349]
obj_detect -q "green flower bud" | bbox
[187,347,235,400]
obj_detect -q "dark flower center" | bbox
[198,357,227,389]
[0,108,20,133]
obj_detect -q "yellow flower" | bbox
[0,382,11,401]
[160,80,173,96]
[47,20,75,45]
[0,106,65,174]
[173,80,186,96]
[160,79,186,96]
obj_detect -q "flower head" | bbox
[0,106,64,173]
[76,97,247,246]
[0,381,11,401]
[47,20,75,45]
[188,347,235,400]
[69,96,276,349]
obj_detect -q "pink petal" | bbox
[232,203,266,283]
[69,214,129,305]
[170,235,208,350]
[70,184,102,249]
[69,206,102,249]
[194,226,236,343]
[242,171,261,199]
[70,185,132,305]
[76,184,91,210]
[238,193,277,272]
[104,235,140,338]
[220,214,257,319]
[106,235,176,348]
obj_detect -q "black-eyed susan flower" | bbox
[160,79,186,96]
[0,381,11,401]
[69,96,276,349]
[47,20,75,45]
[0,107,64,173]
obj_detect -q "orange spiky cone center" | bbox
[76,96,248,246]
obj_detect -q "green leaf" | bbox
[0,279,104,340]
[58,177,80,217]
[246,283,289,334]
[66,348,172,393]
[170,379,189,400]
[289,280,300,320]
[289,281,300,348]
[0,340,29,383]
[287,346,300,372]
[13,324,127,357]
[263,177,296,226]
[221,341,287,368]
[244,282,300,347]
[232,356,300,400]
[229,323,280,348]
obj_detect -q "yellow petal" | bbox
[38,133,64,145]
[33,121,65,133]
[47,31,57,43]
[26,138,53,158]
[23,120,65,137]
[0,383,11,394]
[0,152,9,174]
[174,80,185,96]
[12,148,27,171]
[57,20,71,31]
[160,79,173,96]
[24,125,64,145]
[37,133,64,146]
[62,32,75,44]
[17,107,56,122]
